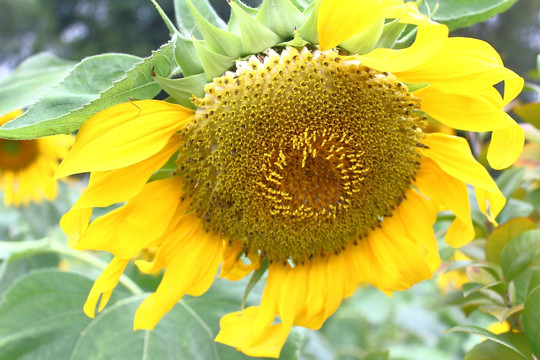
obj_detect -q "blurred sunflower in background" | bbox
[0,109,74,207]
[54,0,523,357]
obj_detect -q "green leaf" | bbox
[447,325,529,359]
[485,217,537,264]
[497,199,535,224]
[500,230,540,282]
[513,102,540,130]
[496,167,526,199]
[365,350,390,360]
[0,53,76,116]
[464,332,533,360]
[420,0,518,32]
[0,41,176,140]
[0,270,310,360]
[523,286,540,358]
[192,37,236,81]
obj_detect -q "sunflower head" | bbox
[0,110,74,206]
[54,0,523,358]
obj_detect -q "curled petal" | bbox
[422,133,505,225]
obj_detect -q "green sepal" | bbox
[186,0,242,59]
[191,37,236,81]
[229,1,282,55]
[375,19,408,49]
[227,0,259,36]
[340,18,384,55]
[153,73,207,109]
[256,0,305,39]
[175,36,205,76]
[150,0,182,37]
[278,29,309,48]
[289,0,313,12]
[174,0,226,38]
[297,0,319,44]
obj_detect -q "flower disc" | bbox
[177,47,426,264]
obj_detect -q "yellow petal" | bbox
[396,37,523,105]
[352,190,439,292]
[76,134,181,208]
[415,157,475,247]
[220,242,261,281]
[133,223,223,330]
[487,123,525,170]
[423,133,505,225]
[414,86,516,132]
[216,252,361,358]
[55,100,193,177]
[353,3,448,72]
[216,307,288,359]
[73,177,183,258]
[318,0,404,50]
[83,257,130,318]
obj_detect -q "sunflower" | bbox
[0,109,74,207]
[55,0,523,357]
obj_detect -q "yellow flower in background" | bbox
[0,110,74,207]
[54,0,523,357]
[436,250,471,294]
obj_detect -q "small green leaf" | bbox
[513,102,540,130]
[486,217,537,264]
[228,0,259,36]
[0,53,76,116]
[230,1,282,55]
[420,0,519,32]
[0,41,176,140]
[256,0,305,39]
[464,332,533,360]
[153,73,207,109]
[523,286,540,358]
[447,325,529,359]
[500,230,540,282]
[477,304,524,323]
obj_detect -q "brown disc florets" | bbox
[177,47,426,264]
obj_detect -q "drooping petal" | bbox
[83,257,130,318]
[60,135,181,246]
[487,124,525,170]
[318,0,404,50]
[422,133,505,225]
[72,177,184,258]
[352,3,448,73]
[351,190,439,292]
[55,100,194,177]
[414,86,516,132]
[415,157,475,247]
[133,216,224,330]
[217,249,365,358]
[395,37,523,105]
